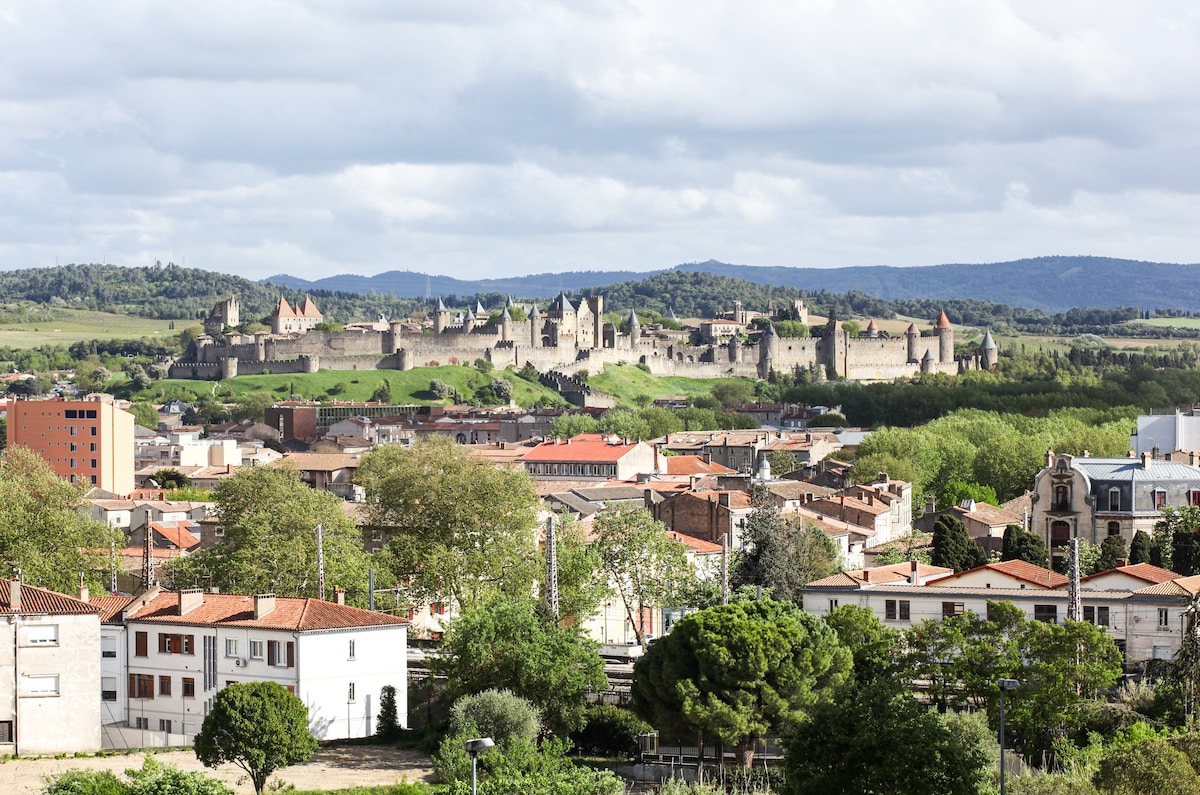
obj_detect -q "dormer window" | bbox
[1108,488,1121,512]
[1155,489,1167,510]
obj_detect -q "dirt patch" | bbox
[0,744,435,794]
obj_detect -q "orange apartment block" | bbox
[7,397,135,494]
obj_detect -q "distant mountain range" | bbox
[263,256,1200,313]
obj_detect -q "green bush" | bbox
[42,769,126,795]
[570,703,652,758]
[448,689,542,748]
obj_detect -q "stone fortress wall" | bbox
[169,293,998,383]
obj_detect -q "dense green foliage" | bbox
[569,704,654,758]
[357,437,541,610]
[433,599,607,735]
[194,681,317,795]
[783,678,990,795]
[376,685,401,741]
[1002,524,1050,567]
[931,514,986,572]
[0,446,121,592]
[44,760,232,795]
[171,465,370,604]
[632,600,852,767]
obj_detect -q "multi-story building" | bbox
[0,577,101,755]
[1032,451,1200,570]
[521,434,660,482]
[7,396,135,493]
[116,588,407,740]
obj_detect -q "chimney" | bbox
[1192,451,1198,467]
[77,573,89,604]
[334,588,345,605]
[1142,451,1152,469]
[910,559,919,585]
[179,588,204,615]
[1046,448,1055,468]
[1116,558,1128,568]
[254,593,276,619]
[862,570,870,583]
[10,569,22,612]
[1081,450,1090,458]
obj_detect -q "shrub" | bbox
[448,689,542,748]
[42,769,127,795]
[377,684,400,740]
[570,704,652,758]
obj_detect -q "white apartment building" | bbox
[0,578,101,755]
[113,588,408,740]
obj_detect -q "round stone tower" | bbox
[935,311,953,363]
[628,308,641,349]
[905,323,920,363]
[980,330,998,370]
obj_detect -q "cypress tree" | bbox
[931,515,985,573]
[1129,531,1153,565]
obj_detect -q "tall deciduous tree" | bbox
[931,514,985,572]
[0,446,120,592]
[194,681,317,795]
[735,485,841,602]
[631,600,851,768]
[434,598,606,734]
[174,465,369,603]
[591,504,696,649]
[356,437,540,611]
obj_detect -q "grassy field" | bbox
[0,309,191,348]
[587,364,737,402]
[1137,317,1200,329]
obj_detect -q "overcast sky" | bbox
[2,2,1199,282]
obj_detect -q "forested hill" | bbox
[269,256,1200,313]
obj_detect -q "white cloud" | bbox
[0,1,1199,282]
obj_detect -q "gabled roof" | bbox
[1133,576,1200,597]
[127,591,408,630]
[297,297,322,318]
[91,594,137,624]
[1082,562,1178,586]
[150,522,200,551]
[667,531,721,554]
[940,559,1067,588]
[806,562,954,588]
[0,580,100,616]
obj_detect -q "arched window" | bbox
[1107,521,1121,536]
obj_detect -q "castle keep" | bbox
[171,295,996,382]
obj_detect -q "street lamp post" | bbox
[998,678,1020,795]
[464,737,494,795]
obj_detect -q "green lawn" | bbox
[587,364,740,404]
[1136,317,1200,329]
[0,309,191,348]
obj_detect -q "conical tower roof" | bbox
[865,319,879,331]
[906,322,919,335]
[922,348,935,361]
[628,308,640,327]
[436,298,448,312]
[980,331,997,350]
[935,311,952,329]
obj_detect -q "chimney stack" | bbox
[910,559,919,585]
[179,588,204,615]
[10,569,22,612]
[254,593,276,619]
[334,588,345,605]
[77,573,89,604]
[1142,451,1153,469]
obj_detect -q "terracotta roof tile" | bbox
[1083,562,1178,585]
[941,559,1067,588]
[90,594,137,623]
[0,579,100,616]
[522,434,642,463]
[664,456,736,476]
[128,591,408,630]
[667,530,722,554]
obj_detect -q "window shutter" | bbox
[135,631,147,657]
[129,674,136,697]
[267,641,276,666]
[286,642,295,668]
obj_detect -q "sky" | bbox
[2,1,1200,283]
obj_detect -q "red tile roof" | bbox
[0,579,100,616]
[522,434,641,463]
[935,311,952,329]
[943,559,1067,588]
[128,591,408,630]
[664,456,736,476]
[667,530,722,554]
[150,522,200,551]
[90,594,137,623]
[1083,562,1178,585]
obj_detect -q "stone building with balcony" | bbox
[1032,451,1200,571]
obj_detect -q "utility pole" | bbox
[316,524,325,601]
[1067,537,1081,622]
[721,532,729,605]
[545,517,559,620]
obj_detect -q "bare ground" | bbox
[0,744,435,794]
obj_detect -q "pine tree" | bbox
[931,515,985,573]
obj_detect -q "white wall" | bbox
[297,626,407,740]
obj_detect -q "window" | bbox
[25,675,59,696]
[129,674,155,699]
[225,638,239,657]
[1159,608,1171,629]
[1107,521,1121,536]
[1053,484,1070,510]
[182,678,195,698]
[1155,490,1167,510]
[159,719,172,733]
[1084,606,1110,627]
[90,427,97,436]
[348,682,356,702]
[69,442,76,452]
[941,602,964,618]
[102,677,117,702]
[884,600,911,621]
[159,633,195,655]
[371,530,383,542]
[159,676,171,696]
[250,640,264,659]
[135,717,149,730]
[1034,604,1058,624]
[135,631,148,657]
[90,459,97,469]
[90,442,97,453]
[101,637,117,658]
[0,721,11,742]
[69,458,76,468]
[25,624,59,646]
[267,640,295,668]
[1050,521,1071,549]
[1108,488,1121,512]
[430,603,445,616]
[1191,490,1200,507]
[348,639,356,660]
[69,426,77,437]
